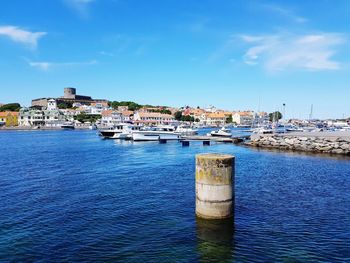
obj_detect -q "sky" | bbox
[0,0,349,119]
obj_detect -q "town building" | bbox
[121,110,134,122]
[19,108,65,127]
[101,110,123,126]
[133,112,174,125]
[32,87,108,108]
[232,111,254,125]
[205,112,227,126]
[0,111,19,127]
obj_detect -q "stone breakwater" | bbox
[245,133,350,156]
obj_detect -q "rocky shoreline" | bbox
[245,132,350,156]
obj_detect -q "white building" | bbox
[101,110,122,126]
[232,111,254,125]
[133,111,174,125]
[19,108,65,127]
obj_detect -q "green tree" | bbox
[174,111,182,121]
[0,103,21,112]
[226,114,233,124]
[269,111,283,122]
[74,113,101,123]
[57,102,73,109]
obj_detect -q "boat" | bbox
[252,126,274,134]
[132,125,180,141]
[285,125,304,132]
[208,127,232,137]
[99,124,141,139]
[175,125,198,135]
[61,122,75,129]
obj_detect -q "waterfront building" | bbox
[0,111,19,127]
[232,111,254,125]
[32,87,108,108]
[101,110,123,126]
[133,111,174,125]
[19,108,65,127]
[60,109,81,122]
[121,110,134,122]
[205,112,227,126]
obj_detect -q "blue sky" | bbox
[0,0,349,119]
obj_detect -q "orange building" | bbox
[0,111,19,127]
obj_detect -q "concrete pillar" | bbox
[196,153,234,219]
[203,140,210,146]
[182,141,190,146]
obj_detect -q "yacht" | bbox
[99,124,141,139]
[175,125,198,135]
[132,125,180,141]
[208,127,232,137]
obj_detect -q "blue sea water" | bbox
[1,130,350,262]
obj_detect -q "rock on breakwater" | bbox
[246,132,350,156]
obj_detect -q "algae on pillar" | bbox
[195,153,235,219]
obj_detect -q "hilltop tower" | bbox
[64,87,76,99]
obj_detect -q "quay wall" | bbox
[245,132,350,156]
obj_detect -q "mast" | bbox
[309,104,313,121]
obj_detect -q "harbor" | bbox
[1,129,350,262]
[1,0,350,261]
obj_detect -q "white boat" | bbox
[208,127,232,137]
[285,125,304,132]
[99,124,141,139]
[252,127,274,134]
[175,125,198,135]
[132,125,180,141]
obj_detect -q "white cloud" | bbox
[240,33,345,71]
[260,4,307,23]
[63,0,95,18]
[28,60,97,71]
[0,26,46,48]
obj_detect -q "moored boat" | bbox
[208,127,232,137]
[99,123,141,139]
[132,125,179,141]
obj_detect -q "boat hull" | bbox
[133,131,179,141]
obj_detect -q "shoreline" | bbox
[0,126,92,131]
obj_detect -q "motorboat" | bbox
[132,125,180,141]
[285,125,304,132]
[208,127,232,137]
[99,124,141,139]
[252,127,274,134]
[175,125,198,135]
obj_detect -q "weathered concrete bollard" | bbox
[196,153,234,219]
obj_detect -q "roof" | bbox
[207,112,226,118]
[0,111,19,117]
[234,111,254,116]
[101,110,114,117]
[138,112,174,118]
[121,110,134,116]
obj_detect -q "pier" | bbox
[180,135,250,144]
